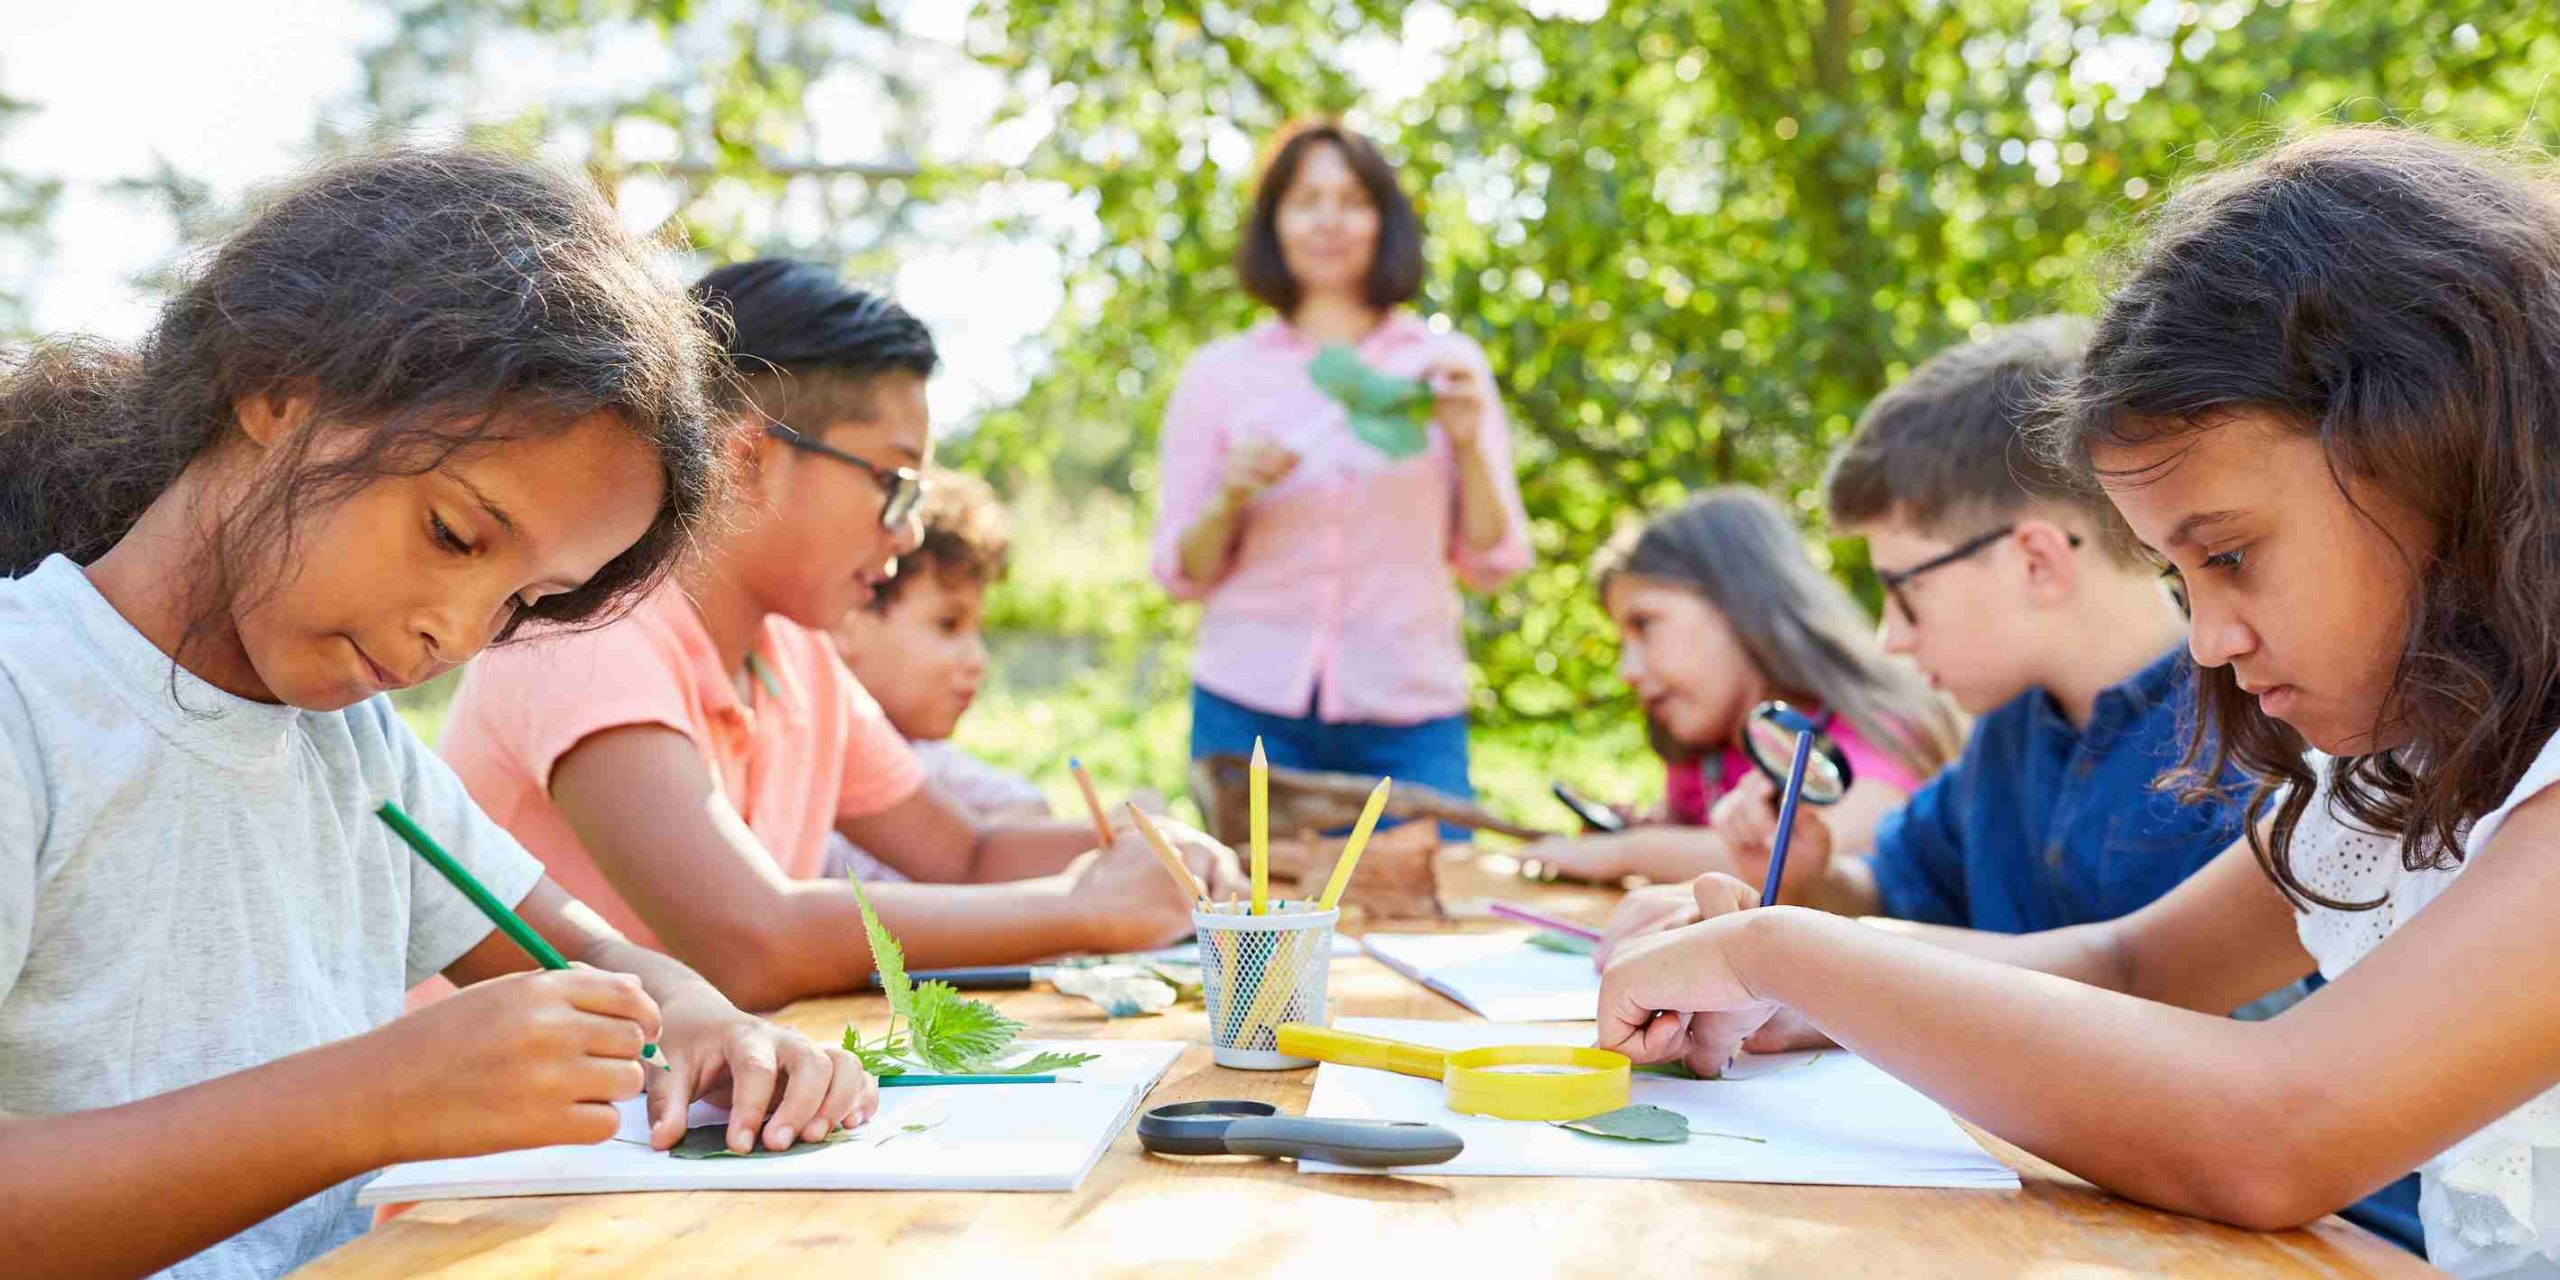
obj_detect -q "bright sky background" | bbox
[0,0,1092,427]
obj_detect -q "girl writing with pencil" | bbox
[1152,119,1532,833]
[0,149,871,1280]
[1598,129,2560,1275]
[1523,488,1960,884]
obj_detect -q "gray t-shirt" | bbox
[0,555,545,1279]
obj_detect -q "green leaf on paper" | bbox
[1551,1104,1767,1145]
[1524,930,1597,956]
[840,873,1099,1077]
[670,1124,857,1160]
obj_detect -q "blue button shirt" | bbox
[1868,646,2245,933]
[1865,645,2428,1260]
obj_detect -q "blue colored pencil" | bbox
[1759,719,1828,908]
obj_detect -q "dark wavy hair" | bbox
[2041,127,2560,909]
[1239,120,1424,316]
[1595,486,1962,782]
[0,146,726,675]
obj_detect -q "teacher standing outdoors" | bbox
[1151,119,1533,831]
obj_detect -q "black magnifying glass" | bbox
[1737,701,1854,807]
[1736,701,1850,909]
[1136,1100,1463,1167]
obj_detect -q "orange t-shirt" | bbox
[436,584,926,950]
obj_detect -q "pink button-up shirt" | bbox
[1151,313,1533,726]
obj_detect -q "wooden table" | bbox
[307,859,2440,1279]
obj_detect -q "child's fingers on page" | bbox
[722,1040,783,1153]
[761,1036,834,1148]
[817,1047,879,1131]
[644,1054,690,1149]
[1683,1008,1775,1078]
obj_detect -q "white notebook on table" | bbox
[1298,1018,2017,1190]
[1360,931,1602,1022]
[359,1039,1182,1203]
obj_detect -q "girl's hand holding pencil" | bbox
[362,967,669,1161]
[1592,873,1785,1079]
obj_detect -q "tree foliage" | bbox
[354,0,2560,736]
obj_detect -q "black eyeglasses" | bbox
[2158,564,2191,618]
[1875,525,2083,626]
[764,424,927,530]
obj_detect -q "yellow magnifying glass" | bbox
[1273,1023,1631,1122]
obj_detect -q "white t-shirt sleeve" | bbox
[369,700,547,986]
[0,680,46,1003]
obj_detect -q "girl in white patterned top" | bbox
[1591,126,2560,1276]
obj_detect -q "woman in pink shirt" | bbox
[1152,120,1533,827]
[1522,488,1963,885]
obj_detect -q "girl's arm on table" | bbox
[1602,795,2560,1228]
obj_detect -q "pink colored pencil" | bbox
[1489,901,1602,942]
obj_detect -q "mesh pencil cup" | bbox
[1195,903,1338,1069]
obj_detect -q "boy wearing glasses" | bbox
[434,261,1246,1011]
[1606,316,2425,1257]
[1614,317,2240,937]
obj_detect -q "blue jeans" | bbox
[1188,685,1475,841]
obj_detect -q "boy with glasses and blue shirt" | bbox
[435,260,1247,1013]
[1601,316,2424,1256]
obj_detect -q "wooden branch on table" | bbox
[1189,753,1553,848]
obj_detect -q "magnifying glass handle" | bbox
[1761,728,1821,909]
[1221,1116,1465,1167]
[1274,1023,1449,1080]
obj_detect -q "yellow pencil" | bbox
[1067,757,1115,850]
[1317,777,1393,911]
[1123,802,1206,904]
[1249,737,1269,916]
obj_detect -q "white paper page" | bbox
[359,1040,1181,1204]
[1296,1019,2017,1189]
[1359,932,1601,1022]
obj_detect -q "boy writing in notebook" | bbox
[438,260,1244,1012]
[1600,316,2421,1254]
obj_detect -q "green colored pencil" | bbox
[377,799,670,1071]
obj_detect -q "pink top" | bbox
[1151,313,1533,725]
[437,585,925,949]
[1662,719,1924,826]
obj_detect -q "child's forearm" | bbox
[1733,908,2339,1229]
[964,820,1100,882]
[1799,856,1886,918]
[0,1036,397,1280]
[701,878,1092,1010]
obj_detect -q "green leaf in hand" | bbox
[670,1124,857,1160]
[1307,344,1432,459]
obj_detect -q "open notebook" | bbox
[1298,1019,2017,1190]
[359,1040,1181,1203]
[1360,931,1602,1022]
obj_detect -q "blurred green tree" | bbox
[338,0,2560,758]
